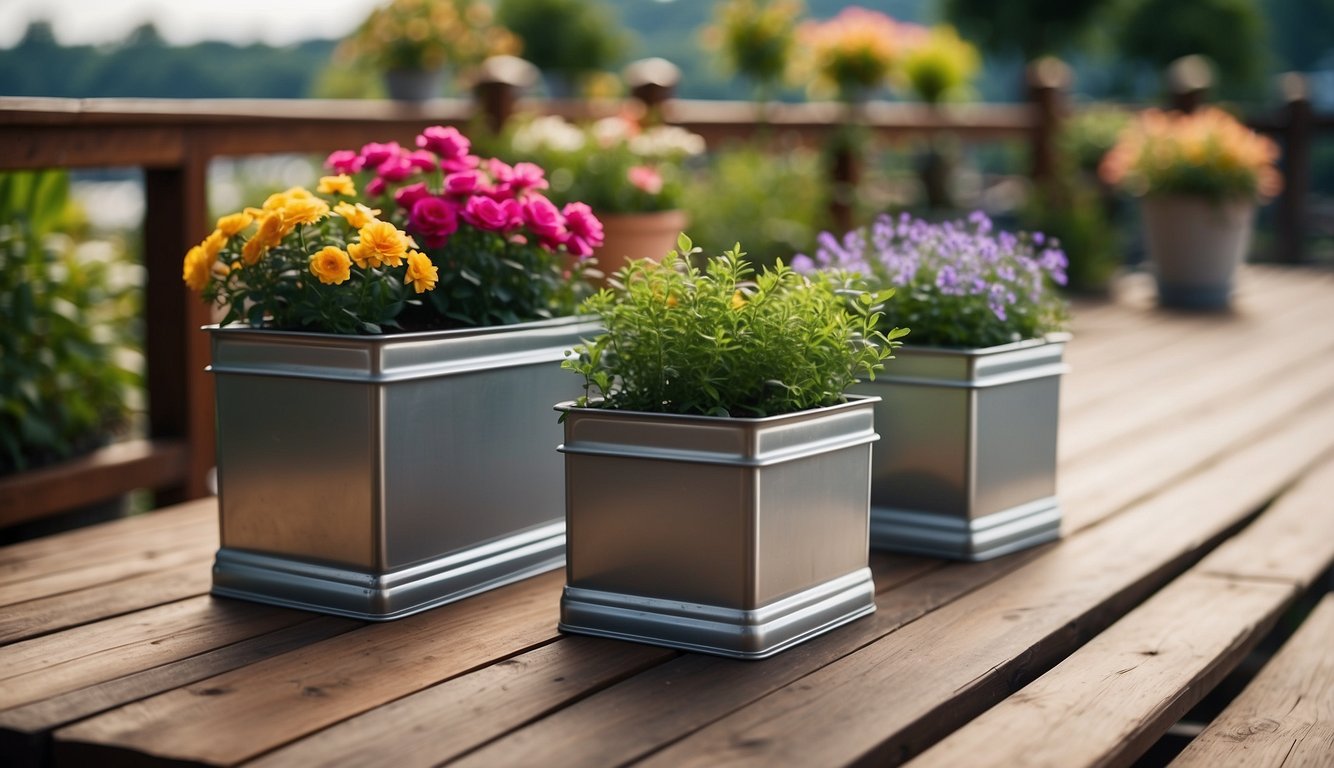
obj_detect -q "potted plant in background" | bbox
[794,212,1069,561]
[506,114,705,283]
[338,0,519,101]
[898,24,980,210]
[556,237,907,658]
[189,126,602,620]
[1099,106,1282,309]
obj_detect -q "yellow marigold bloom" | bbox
[309,246,352,285]
[216,211,255,237]
[261,191,290,212]
[200,229,228,260]
[280,196,330,229]
[731,290,747,310]
[404,250,439,294]
[334,201,381,229]
[182,245,211,292]
[351,220,409,269]
[318,175,356,196]
[243,214,285,265]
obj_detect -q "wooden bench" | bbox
[0,265,1332,768]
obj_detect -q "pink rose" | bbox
[485,158,516,200]
[627,165,664,195]
[561,202,604,259]
[441,154,481,175]
[394,182,432,211]
[416,126,470,161]
[444,170,488,197]
[365,177,387,197]
[377,155,416,183]
[406,150,438,172]
[463,195,521,232]
[408,196,460,248]
[360,141,401,167]
[325,150,363,174]
[510,162,549,194]
[523,194,568,250]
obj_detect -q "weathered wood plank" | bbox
[0,616,357,768]
[54,571,565,766]
[0,541,215,610]
[1170,594,1334,768]
[0,597,308,711]
[907,456,1334,768]
[449,398,1334,768]
[244,637,674,768]
[615,397,1334,768]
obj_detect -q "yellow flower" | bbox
[404,250,438,293]
[261,186,313,212]
[309,246,353,285]
[216,211,255,237]
[243,214,285,265]
[349,220,409,268]
[200,229,228,260]
[182,245,211,292]
[318,175,357,196]
[731,290,747,310]
[280,196,331,229]
[334,201,381,229]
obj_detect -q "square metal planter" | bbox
[208,316,601,620]
[851,335,1069,561]
[555,396,881,659]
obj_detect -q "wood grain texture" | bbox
[0,616,357,768]
[0,597,306,710]
[1170,594,1334,768]
[55,571,566,766]
[905,574,1302,767]
[245,637,674,768]
[625,397,1334,768]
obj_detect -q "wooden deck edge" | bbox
[0,439,190,528]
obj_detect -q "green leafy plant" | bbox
[496,0,626,95]
[564,235,907,417]
[899,25,980,105]
[338,0,519,73]
[1,171,139,474]
[702,0,804,100]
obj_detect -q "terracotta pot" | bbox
[587,210,689,285]
[1140,195,1255,309]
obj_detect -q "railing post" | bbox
[1167,55,1213,114]
[1276,72,1312,264]
[623,57,681,126]
[143,140,213,504]
[472,56,538,134]
[1027,57,1071,189]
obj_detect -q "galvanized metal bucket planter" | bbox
[208,315,600,620]
[555,395,880,659]
[851,335,1069,561]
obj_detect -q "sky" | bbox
[0,0,387,47]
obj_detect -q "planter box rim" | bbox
[897,331,1071,357]
[204,312,597,343]
[554,393,881,425]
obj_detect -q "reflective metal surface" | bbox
[209,316,601,620]
[852,336,1068,561]
[556,396,879,658]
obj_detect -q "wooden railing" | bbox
[0,58,1324,526]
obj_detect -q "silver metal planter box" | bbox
[555,396,880,659]
[208,316,601,620]
[851,335,1069,561]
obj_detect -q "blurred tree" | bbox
[496,0,627,96]
[941,0,1115,62]
[1116,0,1268,90]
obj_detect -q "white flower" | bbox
[512,116,586,153]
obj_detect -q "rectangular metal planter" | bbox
[555,396,880,659]
[851,335,1069,561]
[208,315,601,620]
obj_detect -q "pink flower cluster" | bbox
[325,126,604,258]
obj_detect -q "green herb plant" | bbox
[564,234,908,418]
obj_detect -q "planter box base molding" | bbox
[559,568,875,659]
[870,495,1060,561]
[556,396,880,659]
[854,337,1068,562]
[208,316,599,620]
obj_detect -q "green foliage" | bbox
[1059,105,1131,176]
[683,141,829,270]
[0,171,140,474]
[338,0,517,73]
[942,0,1116,60]
[1021,182,1121,293]
[703,0,804,98]
[564,235,906,418]
[497,0,627,86]
[899,25,981,104]
[1116,0,1268,88]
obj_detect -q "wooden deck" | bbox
[2,264,1333,768]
